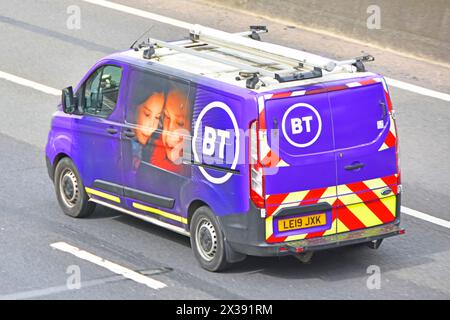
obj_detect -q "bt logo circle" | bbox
[192,101,240,184]
[281,103,322,148]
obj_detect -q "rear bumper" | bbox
[226,220,404,257]
[219,194,403,257]
[281,222,404,254]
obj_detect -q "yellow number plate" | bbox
[278,213,326,232]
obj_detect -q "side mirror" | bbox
[62,86,76,114]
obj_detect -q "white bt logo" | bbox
[282,103,322,148]
[202,126,230,159]
[291,116,313,134]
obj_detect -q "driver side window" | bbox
[80,65,122,117]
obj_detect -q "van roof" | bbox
[108,27,377,94]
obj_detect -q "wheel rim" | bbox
[59,169,79,208]
[195,217,218,262]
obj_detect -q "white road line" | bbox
[82,0,450,103]
[82,0,192,30]
[0,274,124,300]
[0,71,60,96]
[50,242,167,290]
[386,78,450,102]
[401,206,450,229]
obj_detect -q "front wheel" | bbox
[54,157,95,218]
[190,206,230,272]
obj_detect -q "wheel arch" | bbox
[47,152,71,182]
[187,199,209,230]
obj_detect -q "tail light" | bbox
[249,120,265,208]
[395,132,401,186]
[384,83,401,186]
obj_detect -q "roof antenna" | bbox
[130,25,154,50]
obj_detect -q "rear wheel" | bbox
[190,206,229,272]
[54,157,95,218]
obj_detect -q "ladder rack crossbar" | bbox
[149,38,276,78]
[190,25,338,72]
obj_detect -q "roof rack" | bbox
[134,25,374,89]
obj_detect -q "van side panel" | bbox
[182,84,257,219]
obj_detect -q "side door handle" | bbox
[345,162,365,171]
[124,129,135,138]
[106,127,118,134]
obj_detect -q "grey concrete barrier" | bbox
[210,0,450,65]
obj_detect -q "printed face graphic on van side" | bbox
[162,89,190,164]
[135,92,164,145]
[126,69,192,176]
[281,103,322,148]
[192,101,239,184]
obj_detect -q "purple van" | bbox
[46,29,404,271]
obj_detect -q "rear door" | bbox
[261,84,338,243]
[329,79,399,234]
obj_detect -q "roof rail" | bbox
[134,25,373,88]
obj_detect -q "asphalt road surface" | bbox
[0,0,449,300]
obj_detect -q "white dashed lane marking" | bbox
[401,206,450,229]
[50,242,167,290]
[0,70,60,96]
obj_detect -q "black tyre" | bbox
[54,157,95,218]
[190,206,230,272]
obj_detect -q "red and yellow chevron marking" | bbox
[374,77,398,152]
[265,174,398,243]
[258,95,287,168]
[335,195,396,234]
[378,114,397,151]
[257,96,290,168]
[265,186,338,243]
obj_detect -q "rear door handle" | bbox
[106,127,118,134]
[345,162,365,171]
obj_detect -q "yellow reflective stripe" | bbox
[338,189,362,206]
[85,187,120,203]
[279,190,309,204]
[132,202,188,224]
[285,233,308,241]
[336,219,350,233]
[265,216,273,240]
[322,218,338,236]
[381,196,397,217]
[345,202,383,227]
[322,196,337,206]
[363,177,387,190]
[321,187,337,199]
